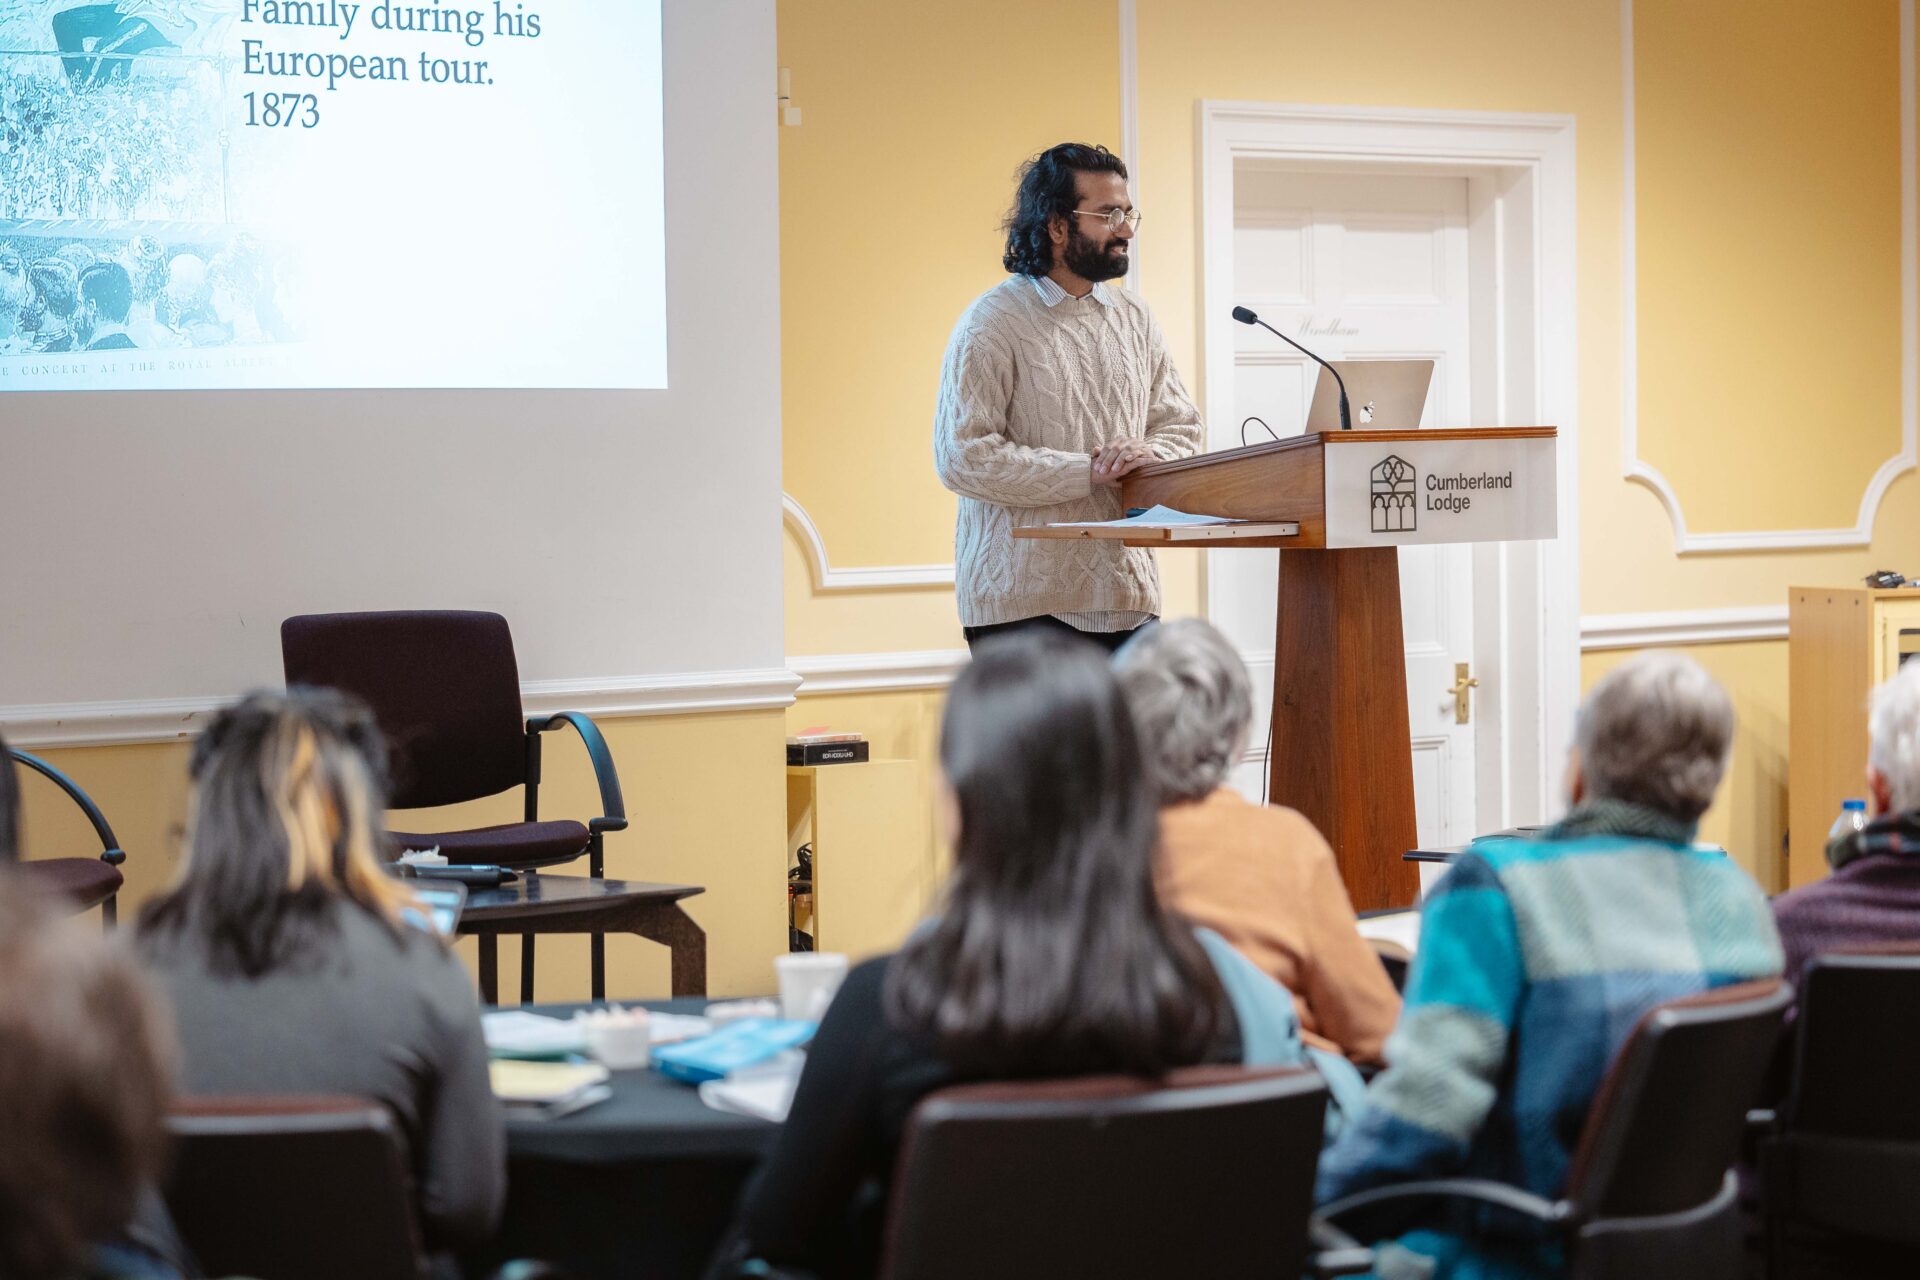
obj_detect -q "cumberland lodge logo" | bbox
[1370,454,1416,533]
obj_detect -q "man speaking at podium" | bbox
[934,142,1203,652]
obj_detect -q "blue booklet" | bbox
[652,1018,817,1084]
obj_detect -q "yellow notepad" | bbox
[489,1059,610,1104]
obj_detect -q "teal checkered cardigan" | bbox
[1315,801,1784,1280]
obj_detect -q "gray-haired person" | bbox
[1773,658,1920,992]
[1315,651,1781,1277]
[1114,618,1401,1066]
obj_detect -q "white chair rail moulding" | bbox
[2,667,805,750]
[1576,605,1790,652]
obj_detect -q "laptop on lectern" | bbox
[1305,359,1435,431]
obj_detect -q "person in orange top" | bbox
[1115,618,1401,1066]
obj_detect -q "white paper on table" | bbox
[1355,910,1420,956]
[650,1012,713,1044]
[698,1052,805,1123]
[483,1011,587,1056]
[1047,505,1240,529]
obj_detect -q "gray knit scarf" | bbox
[1543,797,1696,847]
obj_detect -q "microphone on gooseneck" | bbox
[1231,305,1352,431]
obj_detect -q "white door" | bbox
[1218,167,1478,852]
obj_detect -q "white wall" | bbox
[0,1,784,718]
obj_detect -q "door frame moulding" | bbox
[1197,99,1581,829]
[1618,0,1918,554]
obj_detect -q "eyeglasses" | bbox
[1072,208,1143,232]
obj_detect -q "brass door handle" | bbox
[1448,663,1479,725]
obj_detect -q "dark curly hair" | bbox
[1001,142,1129,276]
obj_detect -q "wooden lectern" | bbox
[1018,427,1557,911]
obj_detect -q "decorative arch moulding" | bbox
[782,494,955,593]
[1619,0,1919,555]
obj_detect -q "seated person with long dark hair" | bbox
[137,689,504,1255]
[711,630,1340,1279]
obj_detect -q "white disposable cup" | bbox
[585,1020,653,1071]
[775,952,850,1022]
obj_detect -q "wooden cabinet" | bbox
[785,762,936,961]
[1788,587,1920,887]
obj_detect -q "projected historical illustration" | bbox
[0,0,667,389]
[0,2,298,356]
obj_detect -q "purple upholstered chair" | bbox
[2,746,128,926]
[280,610,628,1000]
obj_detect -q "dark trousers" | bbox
[962,614,1156,655]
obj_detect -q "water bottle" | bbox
[1828,799,1869,845]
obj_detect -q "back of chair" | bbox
[1763,948,1920,1248]
[1786,947,1920,1139]
[878,1065,1327,1280]
[165,1095,427,1280]
[1565,979,1791,1221]
[282,610,526,808]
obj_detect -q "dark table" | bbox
[461,874,708,1005]
[468,999,777,1280]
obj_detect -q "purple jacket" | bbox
[1772,813,1920,990]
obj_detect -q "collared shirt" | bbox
[1027,274,1147,634]
[1028,274,1118,308]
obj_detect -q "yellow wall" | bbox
[17,710,790,1000]
[781,0,1920,894]
[778,0,1122,573]
[1636,0,1903,534]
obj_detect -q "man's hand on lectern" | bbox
[1091,438,1155,488]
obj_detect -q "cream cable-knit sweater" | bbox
[933,276,1203,628]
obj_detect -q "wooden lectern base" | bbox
[1022,426,1560,912]
[1271,548,1421,911]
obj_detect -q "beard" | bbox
[1062,223,1129,283]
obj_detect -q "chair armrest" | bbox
[8,749,126,865]
[713,1262,818,1280]
[1742,1107,1779,1169]
[525,713,628,832]
[489,1263,577,1280]
[1318,1178,1572,1233]
[1307,1218,1375,1277]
